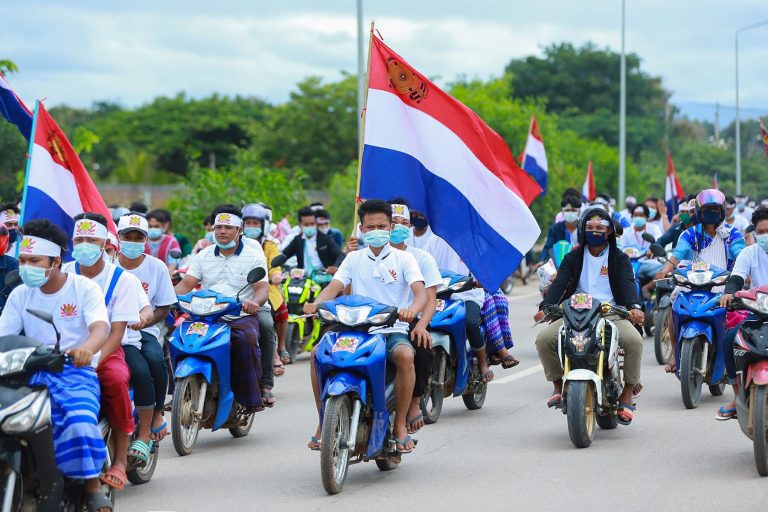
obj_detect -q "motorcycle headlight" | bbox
[335,305,373,326]
[568,330,591,353]
[318,308,337,322]
[448,279,470,292]
[0,348,35,377]
[673,273,687,285]
[757,293,768,314]
[687,271,713,286]
[185,297,228,315]
[1,390,49,434]
[368,312,392,325]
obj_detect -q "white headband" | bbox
[0,210,19,224]
[214,213,242,228]
[73,219,108,240]
[19,235,62,257]
[585,218,611,227]
[391,204,410,220]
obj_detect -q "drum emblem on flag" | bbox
[386,57,428,104]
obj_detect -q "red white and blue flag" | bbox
[760,118,768,159]
[582,161,596,202]
[713,172,719,190]
[359,35,541,290]
[664,153,685,221]
[520,116,548,193]
[20,102,115,256]
[0,72,33,139]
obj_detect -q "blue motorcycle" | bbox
[168,266,267,456]
[313,295,402,495]
[651,245,729,408]
[420,271,487,424]
[622,241,658,337]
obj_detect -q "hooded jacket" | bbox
[539,207,641,310]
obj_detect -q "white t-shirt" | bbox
[408,227,434,251]
[63,261,146,348]
[731,244,768,288]
[406,246,442,290]
[186,240,269,318]
[618,223,663,252]
[735,207,754,222]
[727,215,750,235]
[577,248,614,305]
[117,254,177,343]
[333,245,424,334]
[0,274,109,365]
[648,219,665,234]
[421,234,485,306]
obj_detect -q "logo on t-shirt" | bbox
[141,282,150,294]
[388,268,398,281]
[599,265,609,277]
[60,304,78,318]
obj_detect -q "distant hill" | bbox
[675,100,767,124]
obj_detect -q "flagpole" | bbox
[18,100,40,228]
[351,21,375,235]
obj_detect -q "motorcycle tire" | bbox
[126,443,159,485]
[566,380,596,448]
[462,381,487,410]
[643,311,655,338]
[421,352,446,424]
[753,385,768,476]
[229,413,255,438]
[654,308,673,366]
[680,338,703,409]
[501,276,515,295]
[709,382,726,397]
[286,323,300,363]
[320,395,352,495]
[171,376,202,456]
[596,411,618,430]
[375,459,399,471]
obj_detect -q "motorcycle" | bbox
[541,293,629,448]
[653,276,675,366]
[622,241,656,337]
[168,258,279,456]
[0,300,116,511]
[537,240,573,298]
[730,285,768,476]
[313,295,404,495]
[420,271,489,424]
[282,268,325,362]
[649,244,729,409]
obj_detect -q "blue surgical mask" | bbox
[72,242,104,267]
[563,211,579,224]
[364,229,391,248]
[204,231,215,243]
[648,207,657,220]
[757,234,768,252]
[389,224,411,244]
[20,264,52,288]
[216,239,237,250]
[244,227,262,239]
[702,210,721,225]
[119,241,145,260]
[737,205,746,212]
[632,217,647,228]
[148,228,163,240]
[302,226,317,238]
[584,231,607,248]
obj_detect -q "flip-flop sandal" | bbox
[99,465,127,491]
[395,435,416,454]
[546,393,562,408]
[308,436,321,451]
[665,364,677,374]
[262,390,276,408]
[85,490,114,512]
[716,406,738,421]
[150,420,168,441]
[280,350,292,364]
[501,356,520,369]
[617,403,635,425]
[273,363,286,377]
[127,439,153,464]
[633,384,643,399]
[406,413,424,434]
[478,370,494,384]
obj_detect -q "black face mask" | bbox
[584,231,607,247]
[7,229,17,245]
[411,217,428,229]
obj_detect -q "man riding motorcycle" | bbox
[281,206,344,285]
[534,207,645,425]
[538,196,581,267]
[655,197,697,249]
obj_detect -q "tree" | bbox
[326,161,359,238]
[0,59,18,75]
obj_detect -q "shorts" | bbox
[272,302,289,323]
[385,332,414,362]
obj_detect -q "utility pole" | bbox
[714,103,720,143]
[357,0,364,153]
[618,0,627,203]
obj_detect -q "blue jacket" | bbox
[0,255,19,310]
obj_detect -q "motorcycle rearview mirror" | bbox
[649,243,667,259]
[270,254,287,269]
[236,267,267,303]
[3,270,21,288]
[26,308,62,354]
[641,232,656,244]
[169,250,182,260]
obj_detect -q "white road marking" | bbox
[491,364,543,384]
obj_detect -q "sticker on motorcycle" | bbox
[570,293,593,310]
[332,337,359,353]
[290,268,306,280]
[691,262,709,272]
[187,322,209,336]
[435,299,446,312]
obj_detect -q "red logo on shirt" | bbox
[388,269,398,281]
[141,282,150,294]
[60,304,78,318]
[599,265,609,277]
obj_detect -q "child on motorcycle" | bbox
[0,220,113,512]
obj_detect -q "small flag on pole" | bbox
[0,71,33,139]
[760,118,768,159]
[582,161,596,201]
[520,116,548,194]
[713,172,719,190]
[664,153,685,221]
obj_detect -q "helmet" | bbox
[110,206,130,223]
[695,189,725,225]
[242,203,270,235]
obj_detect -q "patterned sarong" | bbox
[29,365,107,479]
[480,289,515,354]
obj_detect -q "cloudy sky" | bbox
[2,1,766,121]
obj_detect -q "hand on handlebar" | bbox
[533,310,546,323]
[398,308,417,323]
[719,294,733,309]
[241,300,260,315]
[628,308,645,326]
[66,348,94,367]
[304,302,318,315]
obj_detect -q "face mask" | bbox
[244,227,262,239]
[584,231,607,248]
[216,239,237,250]
[626,202,635,211]
[647,207,657,220]
[756,234,768,252]
[563,211,579,224]
[148,228,163,240]
[389,224,411,244]
[737,205,746,212]
[204,231,215,243]
[302,226,317,238]
[679,213,692,225]
[20,264,53,288]
[364,229,391,248]
[632,217,647,228]
[72,242,104,267]
[7,229,17,245]
[702,210,721,225]
[318,226,330,235]
[411,217,428,230]
[119,241,145,260]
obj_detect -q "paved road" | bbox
[120,282,768,511]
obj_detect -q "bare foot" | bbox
[406,399,424,433]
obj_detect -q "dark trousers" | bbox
[412,342,435,397]
[464,301,485,351]
[123,332,169,411]
[228,315,263,408]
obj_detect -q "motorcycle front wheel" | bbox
[421,351,446,424]
[680,338,703,409]
[286,322,301,363]
[753,385,768,476]
[126,440,159,485]
[171,376,202,456]
[320,395,352,495]
[566,380,596,448]
[229,412,255,438]
[654,308,673,365]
